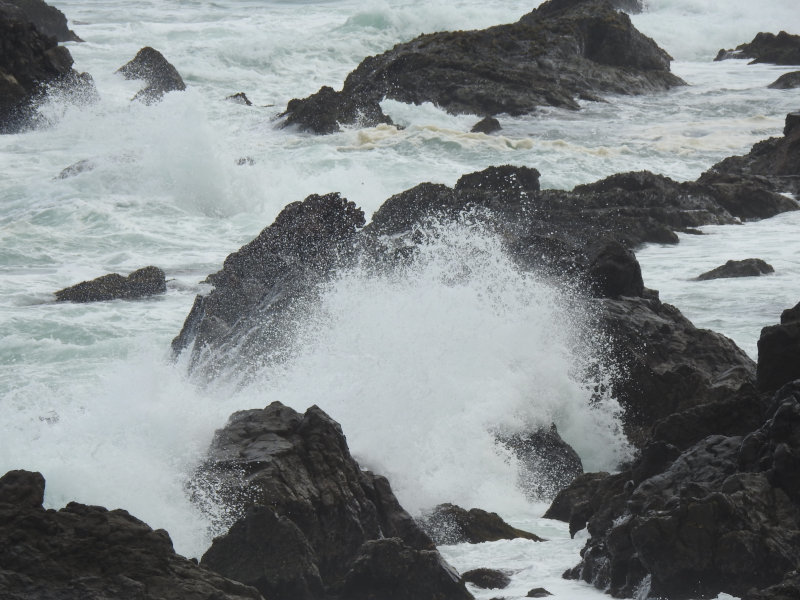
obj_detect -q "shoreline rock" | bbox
[0,469,263,600]
[0,0,82,42]
[281,0,684,134]
[419,504,545,545]
[715,31,800,65]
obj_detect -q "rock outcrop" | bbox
[0,2,94,133]
[769,71,800,89]
[757,301,800,393]
[419,503,545,545]
[462,568,512,589]
[696,258,774,281]
[193,402,472,600]
[282,0,684,133]
[0,0,81,41]
[55,266,166,302]
[0,469,263,600]
[715,31,800,65]
[117,47,186,104]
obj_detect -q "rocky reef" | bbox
[715,31,800,65]
[116,47,187,104]
[282,0,685,133]
[55,266,167,302]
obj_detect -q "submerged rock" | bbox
[462,568,512,590]
[117,46,186,104]
[226,91,252,105]
[419,503,544,545]
[55,266,166,302]
[0,0,82,41]
[0,2,94,133]
[282,0,683,133]
[715,31,800,65]
[470,116,501,134]
[0,469,263,600]
[696,258,775,281]
[194,402,470,600]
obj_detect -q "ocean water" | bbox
[1,0,799,597]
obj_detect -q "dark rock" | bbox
[0,0,82,41]
[497,424,584,499]
[744,572,800,600]
[117,46,186,104]
[471,116,501,134]
[195,402,464,600]
[55,266,166,302]
[282,85,392,134]
[696,258,775,281]
[0,469,263,600]
[282,0,684,133]
[526,589,553,598]
[462,568,511,589]
[340,537,473,600]
[586,241,644,298]
[555,383,800,599]
[786,112,800,136]
[226,92,252,105]
[57,158,95,179]
[598,295,756,445]
[419,503,544,545]
[757,302,800,392]
[0,2,94,133]
[171,193,365,371]
[715,31,800,65]
[768,71,800,89]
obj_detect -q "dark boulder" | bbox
[598,295,756,445]
[419,503,544,545]
[226,91,252,105]
[696,258,775,281]
[55,266,166,302]
[0,2,94,133]
[471,116,501,134]
[715,31,800,65]
[0,0,81,41]
[497,424,584,499]
[282,0,683,133]
[194,402,466,600]
[462,568,511,589]
[586,241,644,298]
[526,589,553,598]
[117,47,186,104]
[282,85,392,134]
[0,469,263,600]
[757,301,800,392]
[768,70,800,89]
[339,537,473,600]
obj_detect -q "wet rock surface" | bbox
[0,2,94,133]
[194,402,470,600]
[768,70,800,89]
[117,46,186,104]
[0,0,81,42]
[462,568,512,589]
[715,31,800,65]
[55,266,166,302]
[696,258,775,281]
[0,469,263,600]
[757,301,800,393]
[419,503,545,545]
[282,0,684,133]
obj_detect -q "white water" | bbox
[2,0,800,597]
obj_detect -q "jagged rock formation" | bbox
[55,266,166,302]
[282,0,684,133]
[0,469,264,600]
[715,31,800,65]
[0,0,81,41]
[117,47,186,104]
[0,2,94,133]
[193,402,472,600]
[696,258,774,281]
